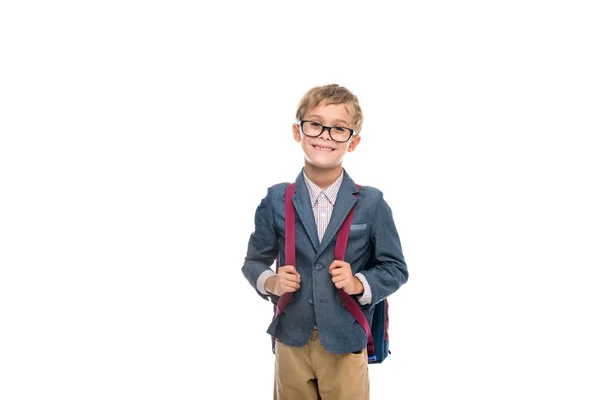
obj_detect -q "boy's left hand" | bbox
[329,260,364,296]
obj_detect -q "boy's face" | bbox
[292,102,361,170]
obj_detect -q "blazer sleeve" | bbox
[241,187,280,301]
[359,191,409,310]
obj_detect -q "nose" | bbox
[321,126,333,140]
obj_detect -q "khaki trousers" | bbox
[274,328,370,400]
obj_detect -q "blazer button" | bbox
[309,298,314,305]
[315,263,324,271]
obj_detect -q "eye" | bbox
[309,121,322,128]
[333,126,348,132]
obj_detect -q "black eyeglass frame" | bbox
[298,120,356,143]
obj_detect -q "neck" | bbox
[304,163,343,190]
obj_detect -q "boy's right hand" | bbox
[267,265,301,296]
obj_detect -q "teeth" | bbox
[315,146,333,151]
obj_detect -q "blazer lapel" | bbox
[316,171,359,260]
[291,173,320,252]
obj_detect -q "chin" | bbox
[302,144,344,168]
[305,158,342,170]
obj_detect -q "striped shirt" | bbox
[304,171,343,242]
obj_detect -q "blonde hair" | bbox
[295,84,364,134]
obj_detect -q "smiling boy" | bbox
[242,84,408,399]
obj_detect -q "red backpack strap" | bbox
[333,185,375,356]
[275,183,296,317]
[284,183,296,266]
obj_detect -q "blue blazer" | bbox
[242,169,408,354]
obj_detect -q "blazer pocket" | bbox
[350,223,367,231]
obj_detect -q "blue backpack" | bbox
[273,183,391,364]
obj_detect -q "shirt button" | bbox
[315,263,323,271]
[321,213,326,218]
[309,298,314,305]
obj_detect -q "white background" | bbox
[1,1,599,399]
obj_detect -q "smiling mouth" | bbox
[313,145,334,152]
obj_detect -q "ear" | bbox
[347,135,361,152]
[292,123,302,143]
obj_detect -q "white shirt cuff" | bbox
[354,273,372,305]
[257,270,277,295]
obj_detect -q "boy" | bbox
[242,84,408,399]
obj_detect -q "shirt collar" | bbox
[303,170,344,206]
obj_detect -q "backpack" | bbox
[273,182,391,364]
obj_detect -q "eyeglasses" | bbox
[298,120,356,143]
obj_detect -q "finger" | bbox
[331,266,351,276]
[329,259,344,268]
[331,267,351,278]
[281,266,301,282]
[281,281,300,292]
[282,278,301,288]
[282,271,301,283]
[280,273,301,285]
[329,260,346,274]
[332,273,352,283]
[280,265,297,274]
